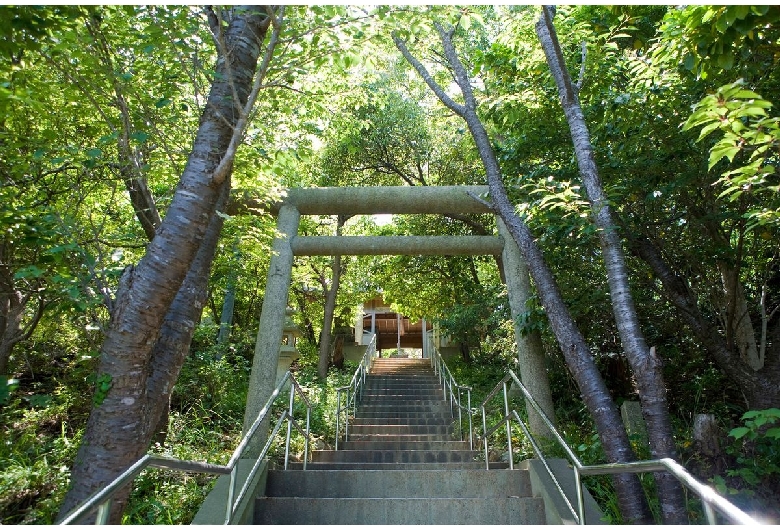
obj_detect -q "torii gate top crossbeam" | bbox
[274,185,491,215]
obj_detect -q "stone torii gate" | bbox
[242,186,554,453]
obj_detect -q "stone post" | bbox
[498,219,557,438]
[243,205,300,457]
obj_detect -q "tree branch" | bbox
[213,6,283,185]
[537,5,577,106]
[392,32,466,117]
[576,41,586,92]
[433,21,477,112]
[466,190,496,213]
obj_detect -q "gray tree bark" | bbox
[498,219,557,438]
[631,235,780,410]
[0,243,46,377]
[535,7,686,523]
[141,182,231,446]
[58,8,274,522]
[218,241,240,346]
[394,22,653,523]
[318,215,347,380]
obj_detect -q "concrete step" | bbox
[352,418,452,426]
[264,469,533,498]
[285,461,505,470]
[364,382,441,390]
[355,412,452,423]
[364,378,439,383]
[358,404,451,414]
[349,424,452,435]
[341,440,470,451]
[358,396,450,406]
[312,449,479,464]
[362,391,442,398]
[346,433,454,442]
[360,390,449,404]
[255,496,545,524]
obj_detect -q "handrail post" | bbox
[503,380,513,470]
[304,403,311,470]
[335,388,342,451]
[482,404,489,470]
[449,375,455,415]
[457,386,463,441]
[467,389,473,450]
[225,466,237,524]
[575,466,585,525]
[95,500,111,525]
[345,387,350,442]
[704,501,717,524]
[284,381,295,470]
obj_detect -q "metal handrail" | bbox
[59,371,312,525]
[478,369,759,525]
[335,333,376,449]
[428,338,473,449]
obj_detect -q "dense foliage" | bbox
[1,5,779,524]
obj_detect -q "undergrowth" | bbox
[0,324,357,525]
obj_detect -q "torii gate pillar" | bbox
[243,204,299,457]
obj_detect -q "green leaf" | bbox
[683,53,696,71]
[130,131,149,143]
[729,426,750,439]
[0,377,19,405]
[708,144,740,170]
[86,147,102,158]
[14,265,45,279]
[155,97,172,108]
[765,427,780,439]
[717,52,734,70]
[697,120,723,140]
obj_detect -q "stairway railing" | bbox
[58,371,312,525]
[479,370,758,525]
[335,333,376,449]
[428,337,473,450]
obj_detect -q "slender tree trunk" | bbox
[394,24,653,523]
[218,241,240,346]
[0,290,44,378]
[717,262,762,370]
[58,9,273,522]
[318,253,341,378]
[631,235,780,410]
[318,216,347,379]
[535,7,686,523]
[85,14,162,242]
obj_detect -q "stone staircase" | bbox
[254,357,547,524]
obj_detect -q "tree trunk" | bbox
[717,262,762,370]
[318,216,346,379]
[535,7,686,523]
[141,181,231,448]
[394,24,653,523]
[217,241,240,346]
[58,8,273,522]
[630,235,780,410]
[332,333,345,370]
[0,289,44,378]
